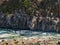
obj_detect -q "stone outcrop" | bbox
[0,12,60,32]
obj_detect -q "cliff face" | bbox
[0,12,30,29]
[30,16,60,32]
[0,12,60,32]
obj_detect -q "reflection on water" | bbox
[0,29,60,39]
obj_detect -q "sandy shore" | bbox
[0,37,59,45]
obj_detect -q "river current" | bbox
[0,28,60,40]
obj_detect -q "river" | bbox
[0,28,60,40]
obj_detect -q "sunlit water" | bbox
[0,28,60,40]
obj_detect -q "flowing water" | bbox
[0,28,60,40]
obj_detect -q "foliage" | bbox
[23,0,30,8]
[0,0,57,15]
